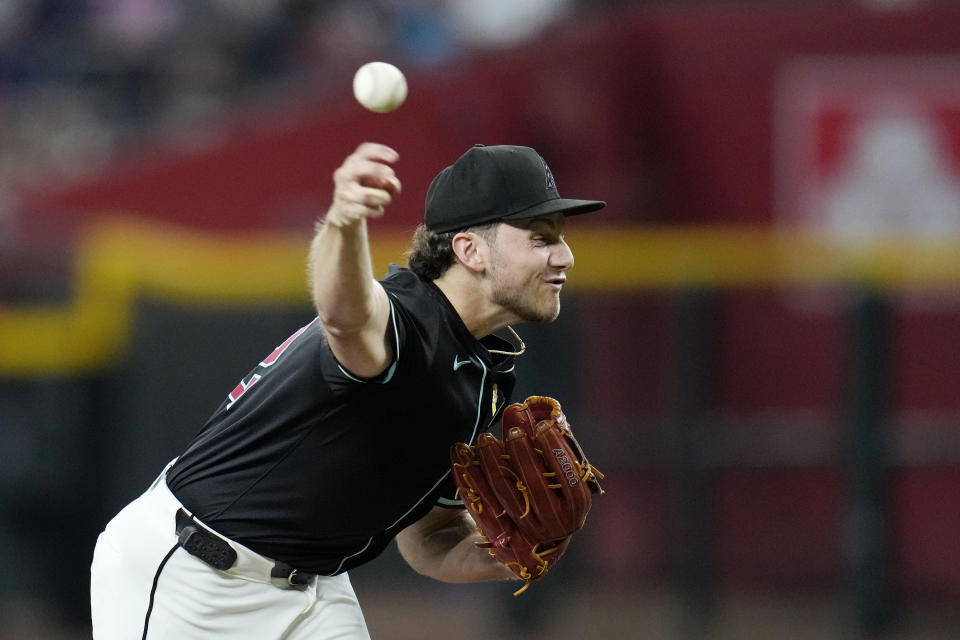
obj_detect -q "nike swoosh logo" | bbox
[453,356,472,371]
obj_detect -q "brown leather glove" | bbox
[450,396,604,595]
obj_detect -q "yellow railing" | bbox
[3,216,960,374]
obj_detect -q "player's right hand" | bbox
[325,142,401,227]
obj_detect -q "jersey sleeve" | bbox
[317,268,435,389]
[318,296,402,386]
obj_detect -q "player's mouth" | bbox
[544,276,566,291]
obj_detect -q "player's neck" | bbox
[433,270,518,339]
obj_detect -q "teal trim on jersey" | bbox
[328,536,375,576]
[385,297,399,382]
[470,361,488,444]
[335,365,360,382]
[334,298,399,384]
[387,459,468,525]
[437,496,462,507]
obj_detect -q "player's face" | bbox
[486,214,574,323]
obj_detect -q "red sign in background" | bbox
[775,57,960,235]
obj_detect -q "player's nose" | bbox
[550,238,574,271]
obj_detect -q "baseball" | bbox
[352,62,408,113]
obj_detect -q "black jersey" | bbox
[165,266,517,575]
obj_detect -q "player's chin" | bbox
[543,291,563,321]
[530,297,562,324]
[504,289,561,324]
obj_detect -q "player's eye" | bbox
[532,232,563,246]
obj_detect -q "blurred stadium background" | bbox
[3,1,960,638]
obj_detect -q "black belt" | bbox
[174,508,316,586]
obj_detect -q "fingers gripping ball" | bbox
[353,62,408,113]
[450,396,604,595]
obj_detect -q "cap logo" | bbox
[541,157,556,191]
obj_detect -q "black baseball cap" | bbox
[424,144,606,233]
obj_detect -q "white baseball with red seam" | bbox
[352,62,407,113]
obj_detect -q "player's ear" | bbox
[451,231,488,273]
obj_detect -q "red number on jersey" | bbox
[260,324,310,367]
[226,374,261,409]
[225,322,311,409]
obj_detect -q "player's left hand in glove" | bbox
[449,395,604,595]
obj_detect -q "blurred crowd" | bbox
[0,0,584,245]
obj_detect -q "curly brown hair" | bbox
[406,223,498,280]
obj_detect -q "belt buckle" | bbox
[272,561,311,587]
[287,568,301,586]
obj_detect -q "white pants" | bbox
[90,467,371,640]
